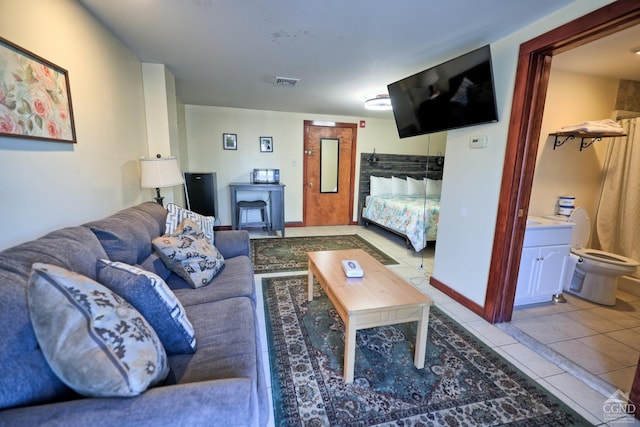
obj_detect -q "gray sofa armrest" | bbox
[214,230,250,259]
[0,379,258,427]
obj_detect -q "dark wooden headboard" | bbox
[357,152,444,224]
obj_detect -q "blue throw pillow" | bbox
[28,263,169,397]
[97,259,196,354]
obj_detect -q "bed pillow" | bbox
[407,176,426,196]
[370,176,392,196]
[391,176,408,195]
[426,179,443,196]
[96,259,196,354]
[28,263,169,398]
[153,218,225,288]
[166,203,215,245]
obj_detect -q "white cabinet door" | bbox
[514,247,539,304]
[514,245,569,306]
[537,245,568,297]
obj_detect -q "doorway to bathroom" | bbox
[485,1,640,401]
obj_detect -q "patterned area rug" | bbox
[250,235,397,274]
[263,275,590,426]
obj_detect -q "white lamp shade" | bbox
[140,156,184,188]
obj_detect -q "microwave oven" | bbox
[252,168,280,184]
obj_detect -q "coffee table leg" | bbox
[307,267,314,301]
[414,305,430,369]
[343,316,357,383]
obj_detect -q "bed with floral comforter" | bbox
[362,195,440,252]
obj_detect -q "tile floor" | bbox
[509,291,640,396]
[250,224,640,426]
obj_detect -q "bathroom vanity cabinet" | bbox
[514,217,574,306]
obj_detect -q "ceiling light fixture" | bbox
[364,94,392,111]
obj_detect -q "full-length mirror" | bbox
[320,138,339,193]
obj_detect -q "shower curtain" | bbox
[595,117,640,279]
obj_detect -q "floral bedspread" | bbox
[363,195,440,251]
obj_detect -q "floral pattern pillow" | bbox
[28,263,169,397]
[153,218,225,288]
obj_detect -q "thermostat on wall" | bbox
[470,135,488,148]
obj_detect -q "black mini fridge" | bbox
[184,172,218,218]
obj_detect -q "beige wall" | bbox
[0,0,149,250]
[431,0,615,306]
[530,69,619,222]
[0,0,618,311]
[184,105,446,225]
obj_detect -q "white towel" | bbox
[559,119,625,134]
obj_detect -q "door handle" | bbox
[308,182,313,187]
[305,150,316,155]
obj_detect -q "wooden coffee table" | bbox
[307,249,432,383]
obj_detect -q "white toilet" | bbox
[547,208,639,306]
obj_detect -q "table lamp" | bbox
[140,154,184,206]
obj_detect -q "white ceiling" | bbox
[552,23,640,82]
[78,0,577,118]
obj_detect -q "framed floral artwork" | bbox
[0,37,77,143]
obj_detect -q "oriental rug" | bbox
[251,235,397,274]
[263,275,590,426]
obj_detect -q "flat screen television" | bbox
[388,45,498,138]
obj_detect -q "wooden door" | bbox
[303,121,357,226]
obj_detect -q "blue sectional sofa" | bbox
[0,202,269,426]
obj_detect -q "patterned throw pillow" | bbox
[97,259,196,354]
[153,218,225,288]
[165,203,215,245]
[28,263,169,397]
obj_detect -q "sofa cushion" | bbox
[88,216,152,265]
[0,269,72,410]
[139,253,172,281]
[166,203,215,245]
[165,296,268,424]
[0,226,108,410]
[169,255,255,306]
[131,201,169,236]
[97,259,196,354]
[28,263,169,397]
[153,218,225,288]
[166,297,260,384]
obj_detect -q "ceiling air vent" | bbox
[274,76,300,87]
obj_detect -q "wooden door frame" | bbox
[484,0,640,324]
[302,120,358,226]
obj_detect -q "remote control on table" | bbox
[341,260,364,278]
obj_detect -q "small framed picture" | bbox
[223,133,237,150]
[260,136,273,152]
